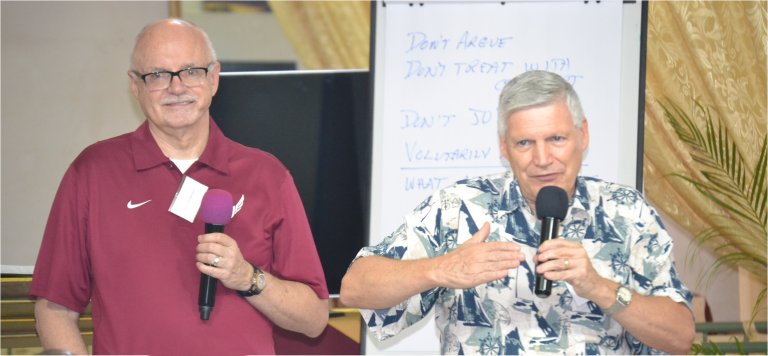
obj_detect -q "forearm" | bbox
[613,293,694,354]
[591,280,695,354]
[340,255,438,309]
[34,298,88,355]
[246,274,329,338]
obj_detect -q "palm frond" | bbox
[749,288,767,328]
[659,98,767,237]
[750,138,768,226]
[690,340,724,355]
[658,97,767,324]
[670,173,763,227]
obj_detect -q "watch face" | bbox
[617,287,632,305]
[238,265,266,297]
[255,273,266,291]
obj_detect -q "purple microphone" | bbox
[198,189,233,320]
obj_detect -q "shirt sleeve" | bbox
[270,171,329,300]
[354,192,445,341]
[29,160,93,313]
[625,197,693,354]
[627,200,692,307]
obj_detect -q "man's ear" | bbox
[499,136,511,164]
[128,71,139,98]
[579,117,590,152]
[209,61,221,96]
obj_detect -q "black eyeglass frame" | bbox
[133,64,213,87]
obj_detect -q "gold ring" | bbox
[563,259,570,268]
[212,256,221,268]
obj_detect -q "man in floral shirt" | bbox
[340,70,694,354]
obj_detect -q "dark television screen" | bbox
[210,70,371,295]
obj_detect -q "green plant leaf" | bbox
[658,97,767,320]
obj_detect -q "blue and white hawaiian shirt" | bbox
[356,172,692,355]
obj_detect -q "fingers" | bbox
[462,222,526,268]
[197,232,232,245]
[536,257,574,274]
[196,253,241,281]
[196,233,240,273]
[196,252,227,275]
[537,237,573,251]
[436,242,527,288]
[466,222,491,243]
[534,239,583,277]
[196,233,236,256]
[535,238,579,264]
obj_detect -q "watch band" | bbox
[237,263,265,297]
[604,285,632,316]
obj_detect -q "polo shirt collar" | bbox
[197,118,230,175]
[130,117,230,175]
[130,121,168,171]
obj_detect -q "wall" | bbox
[665,212,740,321]
[1,1,164,272]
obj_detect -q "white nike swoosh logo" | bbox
[127,199,152,209]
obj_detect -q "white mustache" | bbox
[160,95,196,105]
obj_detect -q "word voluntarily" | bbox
[404,141,492,162]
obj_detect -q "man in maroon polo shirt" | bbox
[30,18,329,355]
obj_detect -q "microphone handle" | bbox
[534,217,560,298]
[199,223,224,320]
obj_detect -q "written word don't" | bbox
[405,31,513,53]
[405,141,493,163]
[400,109,493,129]
[400,110,455,129]
[404,59,514,80]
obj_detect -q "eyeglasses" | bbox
[133,64,212,91]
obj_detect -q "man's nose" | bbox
[532,144,553,166]
[167,73,186,92]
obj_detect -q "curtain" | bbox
[268,0,370,70]
[645,1,766,279]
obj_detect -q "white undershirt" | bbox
[171,158,197,174]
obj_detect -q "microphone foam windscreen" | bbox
[535,186,569,220]
[200,189,233,225]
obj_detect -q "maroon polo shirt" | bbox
[31,118,328,355]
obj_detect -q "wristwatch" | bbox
[604,285,632,316]
[237,264,266,297]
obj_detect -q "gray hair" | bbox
[497,70,585,140]
[130,18,218,71]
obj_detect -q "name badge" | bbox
[169,175,208,223]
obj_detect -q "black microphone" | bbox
[198,189,233,320]
[534,186,569,298]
